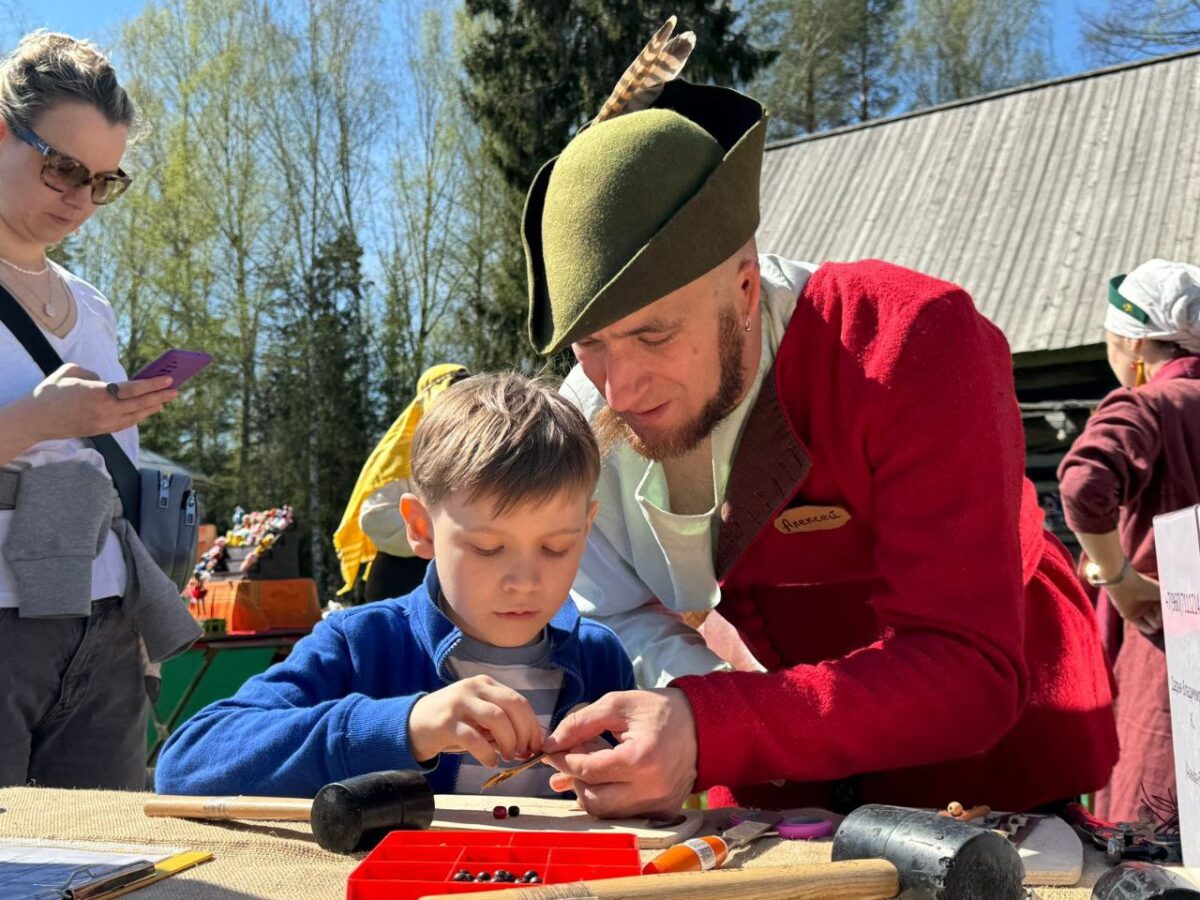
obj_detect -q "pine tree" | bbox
[462,1,769,193]
[748,0,903,138]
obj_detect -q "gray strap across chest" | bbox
[0,470,18,509]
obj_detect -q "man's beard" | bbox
[594,306,746,461]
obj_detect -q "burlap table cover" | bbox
[0,788,1112,898]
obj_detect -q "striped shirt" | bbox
[447,631,564,797]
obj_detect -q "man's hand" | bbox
[1108,569,1162,634]
[408,675,543,767]
[542,688,697,819]
[27,364,176,440]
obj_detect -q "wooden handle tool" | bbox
[144,771,435,854]
[420,858,901,899]
[145,795,314,821]
[481,752,548,790]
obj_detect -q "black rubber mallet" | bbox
[830,803,1027,900]
[146,769,435,853]
[1092,862,1200,900]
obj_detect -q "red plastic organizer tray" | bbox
[346,830,642,899]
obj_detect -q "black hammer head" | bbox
[1092,862,1200,900]
[310,770,435,853]
[832,804,1025,900]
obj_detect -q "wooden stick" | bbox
[144,795,313,822]
[420,859,901,900]
[481,752,547,790]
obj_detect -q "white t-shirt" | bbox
[562,255,816,687]
[0,262,137,607]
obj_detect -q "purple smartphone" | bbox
[131,349,213,389]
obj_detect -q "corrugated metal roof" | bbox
[758,50,1200,357]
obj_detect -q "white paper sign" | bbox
[1154,504,1200,868]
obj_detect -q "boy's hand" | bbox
[409,675,543,767]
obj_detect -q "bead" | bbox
[523,870,540,881]
[947,801,964,817]
[452,871,471,881]
[475,871,491,881]
[524,872,542,883]
[492,805,507,819]
[507,805,520,817]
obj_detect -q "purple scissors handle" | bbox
[728,812,835,840]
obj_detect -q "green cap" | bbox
[523,80,766,355]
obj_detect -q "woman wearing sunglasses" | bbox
[0,32,189,789]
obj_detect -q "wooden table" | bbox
[0,787,1126,899]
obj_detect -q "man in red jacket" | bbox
[525,78,1118,817]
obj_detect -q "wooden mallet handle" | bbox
[144,795,314,822]
[420,858,901,900]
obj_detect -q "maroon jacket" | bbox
[1058,354,1200,820]
[1059,355,1200,578]
[672,260,1118,812]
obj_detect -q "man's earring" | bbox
[744,317,752,333]
[1134,359,1147,387]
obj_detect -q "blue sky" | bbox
[31,0,1109,78]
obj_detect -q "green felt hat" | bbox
[523,80,767,356]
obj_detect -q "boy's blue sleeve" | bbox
[154,614,433,797]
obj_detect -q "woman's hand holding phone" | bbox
[20,348,208,442]
[27,363,178,440]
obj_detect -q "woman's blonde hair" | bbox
[0,31,136,130]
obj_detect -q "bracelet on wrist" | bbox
[1086,558,1132,587]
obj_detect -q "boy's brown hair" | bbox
[410,372,600,513]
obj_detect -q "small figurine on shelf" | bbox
[193,505,296,582]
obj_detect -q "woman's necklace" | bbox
[0,254,50,277]
[0,267,65,322]
[26,268,58,317]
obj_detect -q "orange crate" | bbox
[189,577,321,632]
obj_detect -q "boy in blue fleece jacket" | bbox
[155,373,634,798]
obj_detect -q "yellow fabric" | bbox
[333,363,467,594]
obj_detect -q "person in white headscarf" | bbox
[1059,258,1200,821]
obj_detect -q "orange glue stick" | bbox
[642,835,729,874]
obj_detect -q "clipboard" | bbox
[0,841,211,899]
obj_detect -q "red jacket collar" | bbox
[716,373,811,578]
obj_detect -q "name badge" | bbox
[773,505,852,535]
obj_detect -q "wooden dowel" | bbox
[144,795,314,822]
[421,858,901,900]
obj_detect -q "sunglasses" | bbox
[7,121,131,205]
